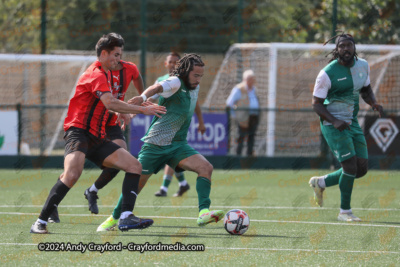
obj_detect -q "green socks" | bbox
[339,172,356,210]
[161,174,173,189]
[175,172,185,182]
[196,177,211,212]
[112,193,123,220]
[324,168,342,187]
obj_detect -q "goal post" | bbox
[204,43,400,157]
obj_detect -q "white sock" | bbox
[317,177,326,188]
[38,218,47,225]
[340,209,352,214]
[179,180,188,187]
[161,186,168,192]
[89,184,98,193]
[120,211,133,219]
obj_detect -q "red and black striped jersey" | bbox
[107,60,140,126]
[64,61,112,139]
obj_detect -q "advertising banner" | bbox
[0,111,18,155]
[130,113,228,156]
[364,116,400,155]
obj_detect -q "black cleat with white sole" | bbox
[118,215,154,231]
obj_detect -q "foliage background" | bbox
[1,0,399,54]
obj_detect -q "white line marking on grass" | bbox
[251,219,400,228]
[1,212,399,228]
[0,205,399,211]
[0,243,398,255]
[206,247,400,255]
[0,212,108,217]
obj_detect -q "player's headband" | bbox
[335,34,355,46]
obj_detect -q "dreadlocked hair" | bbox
[171,53,204,78]
[323,31,358,63]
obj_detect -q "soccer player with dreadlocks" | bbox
[151,52,206,198]
[309,33,384,222]
[97,53,224,231]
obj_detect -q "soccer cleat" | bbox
[84,188,99,214]
[197,209,224,227]
[154,189,167,197]
[338,213,362,222]
[118,214,154,231]
[30,221,48,234]
[173,184,190,197]
[97,216,118,232]
[48,207,60,223]
[309,176,325,207]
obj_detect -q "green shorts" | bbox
[138,142,199,175]
[321,120,368,162]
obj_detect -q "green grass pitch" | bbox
[0,169,399,265]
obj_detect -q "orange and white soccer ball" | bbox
[223,209,250,235]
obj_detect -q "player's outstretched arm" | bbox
[100,92,166,118]
[128,84,164,106]
[360,85,384,117]
[312,96,350,131]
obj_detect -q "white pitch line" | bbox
[251,219,400,228]
[0,243,398,255]
[206,247,400,255]
[0,212,399,229]
[0,205,399,212]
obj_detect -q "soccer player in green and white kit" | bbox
[151,52,206,197]
[309,33,384,222]
[97,53,223,231]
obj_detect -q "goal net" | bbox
[0,54,97,155]
[204,43,400,157]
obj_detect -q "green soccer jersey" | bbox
[141,76,198,146]
[156,73,170,83]
[313,58,370,125]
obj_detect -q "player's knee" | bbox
[202,161,213,177]
[125,159,142,174]
[341,157,357,175]
[356,161,368,178]
[355,158,368,178]
[356,167,367,178]
[63,169,82,187]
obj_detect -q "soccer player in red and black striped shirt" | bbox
[49,59,145,220]
[82,59,145,215]
[30,33,166,234]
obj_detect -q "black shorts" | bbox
[106,125,125,141]
[64,127,121,168]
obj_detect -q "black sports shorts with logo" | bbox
[64,127,121,168]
